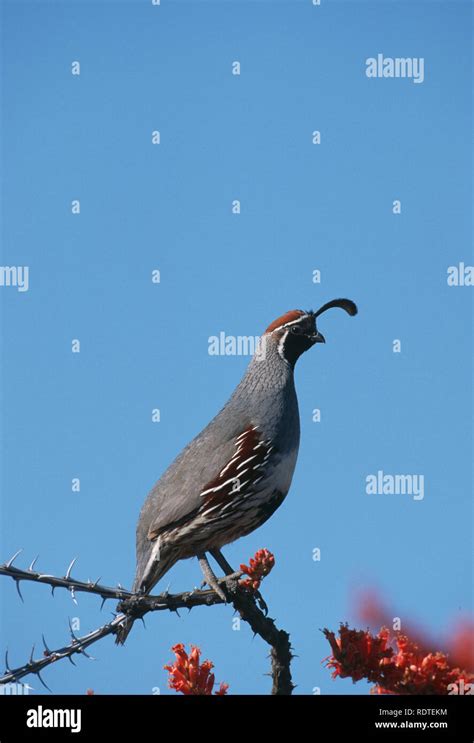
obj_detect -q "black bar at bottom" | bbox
[0,694,472,741]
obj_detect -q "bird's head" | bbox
[263,298,357,367]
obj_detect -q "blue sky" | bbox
[0,0,472,695]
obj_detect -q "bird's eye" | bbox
[291,325,303,334]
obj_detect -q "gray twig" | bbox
[0,552,293,694]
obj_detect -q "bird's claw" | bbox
[216,571,242,596]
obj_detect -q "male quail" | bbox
[116,299,357,643]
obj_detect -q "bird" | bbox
[115,298,357,644]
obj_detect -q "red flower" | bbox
[324,624,474,695]
[164,644,229,695]
[239,549,275,592]
[355,590,474,673]
[324,625,392,684]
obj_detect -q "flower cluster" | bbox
[356,589,474,673]
[239,548,275,591]
[324,624,474,695]
[164,643,229,695]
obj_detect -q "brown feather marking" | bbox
[200,426,270,512]
[264,310,305,334]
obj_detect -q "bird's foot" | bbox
[198,554,227,601]
[216,570,243,595]
[200,576,227,601]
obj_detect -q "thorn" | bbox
[36,670,52,693]
[6,549,23,568]
[42,634,52,655]
[139,617,146,629]
[80,647,95,661]
[68,618,78,642]
[92,577,101,589]
[68,655,77,666]
[65,557,77,580]
[4,649,10,672]
[100,597,107,611]
[14,579,24,602]
[29,645,35,664]
[51,586,56,597]
[163,583,171,597]
[28,555,39,572]
[69,586,78,605]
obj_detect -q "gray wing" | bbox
[140,427,241,538]
[134,410,251,584]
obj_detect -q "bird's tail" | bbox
[115,548,179,646]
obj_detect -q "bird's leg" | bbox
[197,553,227,601]
[209,548,235,576]
[211,548,268,613]
[209,548,242,594]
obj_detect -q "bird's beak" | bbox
[310,331,326,344]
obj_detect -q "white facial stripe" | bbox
[269,315,309,334]
[277,330,290,361]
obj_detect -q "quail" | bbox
[116,299,357,643]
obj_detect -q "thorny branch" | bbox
[0,550,294,694]
[0,615,123,692]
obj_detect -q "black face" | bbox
[279,314,324,368]
[270,298,357,369]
